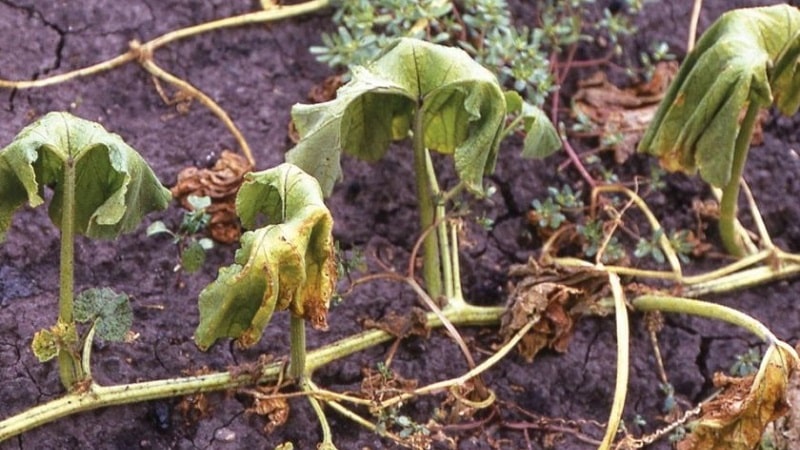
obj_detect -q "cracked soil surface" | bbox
[1,1,799,449]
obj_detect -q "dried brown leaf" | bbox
[677,344,795,450]
[361,308,430,339]
[171,150,252,243]
[573,62,678,164]
[501,259,611,362]
[248,396,290,434]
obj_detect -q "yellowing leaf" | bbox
[194,163,336,350]
[639,5,800,187]
[0,112,171,240]
[678,343,796,450]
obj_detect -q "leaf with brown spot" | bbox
[194,163,336,350]
[677,344,795,450]
[501,259,611,362]
[171,150,252,244]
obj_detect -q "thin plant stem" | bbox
[57,158,83,389]
[719,101,761,256]
[135,44,255,166]
[591,184,682,278]
[412,108,443,298]
[449,221,465,304]
[289,315,307,379]
[301,379,334,447]
[741,180,774,249]
[687,0,703,52]
[599,273,629,450]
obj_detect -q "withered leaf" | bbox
[677,344,796,450]
[247,395,289,434]
[572,62,678,164]
[361,308,429,339]
[171,150,252,244]
[501,259,610,362]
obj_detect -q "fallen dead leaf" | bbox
[572,61,678,164]
[501,259,611,362]
[677,344,795,450]
[171,150,252,243]
[247,395,290,434]
[361,308,430,339]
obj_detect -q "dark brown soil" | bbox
[1,1,798,449]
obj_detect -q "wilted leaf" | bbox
[194,163,336,350]
[678,343,796,450]
[639,5,800,187]
[0,112,171,241]
[287,38,557,196]
[505,90,562,159]
[171,150,253,244]
[501,259,610,362]
[74,287,132,342]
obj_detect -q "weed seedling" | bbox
[147,195,215,274]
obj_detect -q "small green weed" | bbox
[147,195,215,274]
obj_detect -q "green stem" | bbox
[289,315,307,379]
[632,295,775,342]
[425,150,455,300]
[57,159,83,389]
[719,102,761,257]
[412,109,442,299]
[0,305,505,441]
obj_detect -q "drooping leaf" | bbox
[639,5,800,187]
[287,38,558,196]
[194,163,336,350]
[0,112,171,241]
[74,287,133,342]
[678,343,796,450]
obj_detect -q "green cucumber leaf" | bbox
[195,163,336,350]
[639,5,800,187]
[0,112,171,241]
[288,38,521,195]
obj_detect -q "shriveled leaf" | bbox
[74,288,132,342]
[639,5,800,187]
[501,259,611,362]
[31,328,59,362]
[171,150,253,244]
[519,100,562,159]
[0,112,171,241]
[31,321,78,362]
[287,38,509,195]
[678,343,796,450]
[195,163,336,350]
[573,62,678,163]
